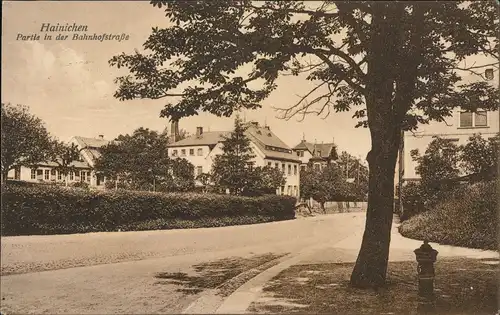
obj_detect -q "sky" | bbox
[1,1,497,161]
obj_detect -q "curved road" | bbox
[1,212,366,314]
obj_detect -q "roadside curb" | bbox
[181,253,292,314]
[215,229,365,314]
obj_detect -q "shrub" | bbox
[399,180,497,250]
[1,185,296,236]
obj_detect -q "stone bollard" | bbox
[414,240,438,313]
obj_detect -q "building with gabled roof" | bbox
[8,135,111,188]
[292,138,339,171]
[167,122,301,197]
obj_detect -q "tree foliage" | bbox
[110,0,499,288]
[1,103,54,183]
[95,127,194,192]
[460,133,499,178]
[246,165,286,196]
[211,116,256,195]
[411,137,461,186]
[51,142,81,186]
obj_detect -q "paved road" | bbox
[1,213,366,314]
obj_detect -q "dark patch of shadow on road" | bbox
[154,253,284,295]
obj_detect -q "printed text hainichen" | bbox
[40,23,88,32]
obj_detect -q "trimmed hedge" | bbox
[1,184,296,236]
[399,181,498,250]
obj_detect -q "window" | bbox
[294,186,298,197]
[460,110,488,128]
[197,148,203,156]
[69,171,74,181]
[36,169,43,180]
[44,170,50,180]
[314,163,321,171]
[172,149,178,157]
[196,166,203,176]
[287,185,292,195]
[87,172,91,182]
[31,169,36,180]
[275,162,279,168]
[281,186,285,195]
[181,149,186,156]
[189,149,195,156]
[294,165,297,175]
[81,171,86,181]
[300,165,306,172]
[282,163,286,173]
[57,171,62,180]
[288,164,292,175]
[460,112,473,127]
[475,111,487,127]
[268,162,272,167]
[51,169,56,176]
[316,151,322,157]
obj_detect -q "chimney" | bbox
[170,120,180,142]
[196,126,203,137]
[98,135,104,140]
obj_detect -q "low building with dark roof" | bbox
[167,122,301,197]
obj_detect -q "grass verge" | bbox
[249,258,498,314]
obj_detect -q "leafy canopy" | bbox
[211,115,256,195]
[1,103,54,177]
[95,127,195,191]
[110,1,498,130]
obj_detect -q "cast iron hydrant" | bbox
[414,240,438,301]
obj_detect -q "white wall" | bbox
[169,143,301,197]
[401,109,499,180]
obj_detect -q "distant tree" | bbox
[1,103,54,183]
[410,137,461,207]
[96,127,186,191]
[300,163,347,211]
[167,158,195,192]
[411,137,461,186]
[196,172,213,192]
[244,165,286,196]
[211,116,256,195]
[52,142,81,187]
[338,151,369,200]
[460,133,499,180]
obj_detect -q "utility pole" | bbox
[357,158,360,185]
[398,129,405,215]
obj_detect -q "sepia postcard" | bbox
[1,1,499,314]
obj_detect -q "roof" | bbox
[73,136,112,166]
[35,159,91,169]
[73,136,111,149]
[168,123,300,162]
[246,124,300,162]
[293,141,337,159]
[167,131,231,147]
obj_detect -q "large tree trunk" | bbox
[349,129,400,288]
[349,3,406,288]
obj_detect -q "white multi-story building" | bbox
[167,122,301,197]
[397,108,499,185]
